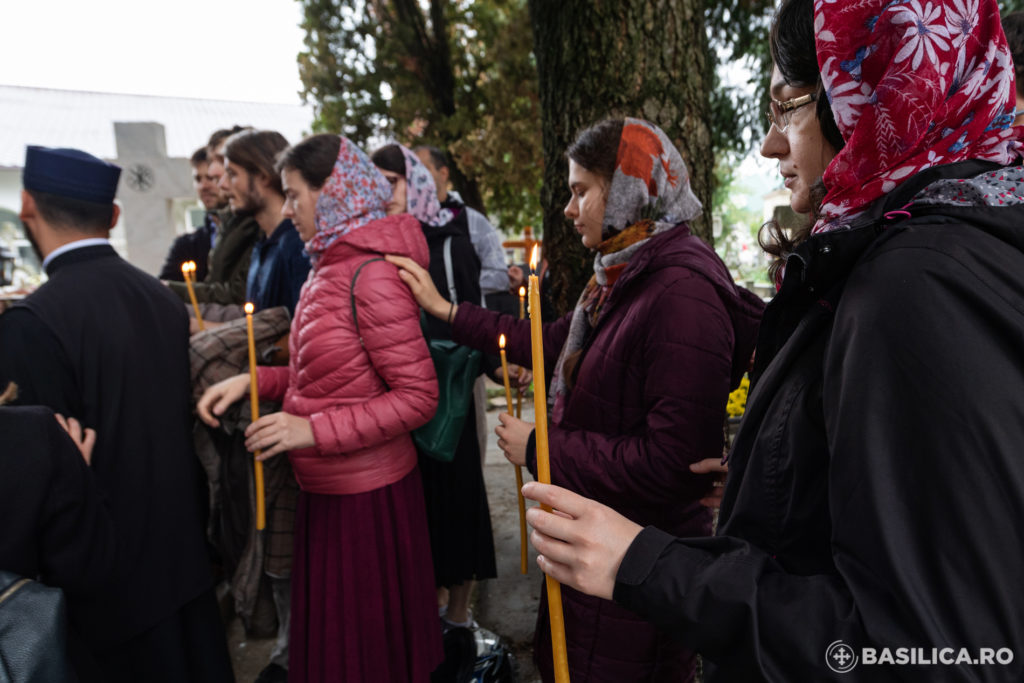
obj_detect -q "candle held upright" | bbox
[499,334,529,575]
[244,303,266,531]
[182,261,205,331]
[528,246,570,681]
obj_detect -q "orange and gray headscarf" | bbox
[305,136,392,265]
[813,0,1022,233]
[550,118,702,420]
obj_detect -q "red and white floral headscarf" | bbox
[813,0,1022,233]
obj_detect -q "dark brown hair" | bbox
[26,190,114,233]
[207,125,250,153]
[560,119,625,390]
[413,145,447,171]
[190,146,208,167]
[224,130,290,196]
[1003,12,1024,99]
[275,134,341,189]
[759,0,846,283]
[566,119,623,185]
[370,144,406,175]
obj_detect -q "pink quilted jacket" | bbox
[257,214,438,495]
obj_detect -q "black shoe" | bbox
[254,662,288,683]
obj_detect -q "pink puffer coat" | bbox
[257,214,438,495]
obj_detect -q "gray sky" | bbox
[2,0,307,104]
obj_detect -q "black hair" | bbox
[27,189,114,233]
[370,144,406,175]
[275,134,341,189]
[413,145,448,171]
[769,0,844,153]
[190,146,208,167]
[759,0,845,283]
[1003,12,1024,99]
[566,119,623,185]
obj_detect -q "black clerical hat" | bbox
[22,146,122,204]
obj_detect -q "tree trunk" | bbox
[528,0,714,314]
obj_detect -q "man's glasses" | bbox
[766,92,818,134]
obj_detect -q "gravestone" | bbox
[113,122,194,275]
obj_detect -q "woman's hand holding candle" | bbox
[522,481,643,601]
[495,404,534,467]
[244,412,314,460]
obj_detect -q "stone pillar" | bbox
[113,122,194,275]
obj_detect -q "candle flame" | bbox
[244,302,254,314]
[518,286,526,297]
[499,333,506,349]
[181,261,189,274]
[530,245,539,273]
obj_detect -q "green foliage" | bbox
[704,0,775,165]
[296,0,542,232]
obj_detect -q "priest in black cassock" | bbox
[0,146,234,683]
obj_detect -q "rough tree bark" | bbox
[528,0,714,313]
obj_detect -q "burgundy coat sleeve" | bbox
[452,302,572,377]
[540,272,735,511]
[308,261,438,455]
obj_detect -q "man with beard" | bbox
[210,128,306,683]
[167,125,258,306]
[0,146,233,683]
[158,146,223,282]
[222,129,308,316]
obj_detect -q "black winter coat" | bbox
[613,161,1024,682]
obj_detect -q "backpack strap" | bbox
[350,257,385,349]
[443,235,458,304]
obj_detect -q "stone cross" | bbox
[113,122,194,275]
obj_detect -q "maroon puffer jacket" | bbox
[453,222,764,682]
[258,215,438,495]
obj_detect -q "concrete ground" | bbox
[227,390,543,682]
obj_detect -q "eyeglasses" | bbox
[766,92,818,134]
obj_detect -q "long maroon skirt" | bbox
[289,467,443,682]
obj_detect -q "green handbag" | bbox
[350,239,480,462]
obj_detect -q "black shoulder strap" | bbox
[350,257,385,349]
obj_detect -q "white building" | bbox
[0,84,314,278]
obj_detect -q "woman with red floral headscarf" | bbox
[388,119,764,682]
[519,0,1024,681]
[198,134,442,682]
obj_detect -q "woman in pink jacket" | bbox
[198,134,442,682]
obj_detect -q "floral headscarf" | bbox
[550,118,702,421]
[813,0,1022,233]
[305,136,392,264]
[396,145,455,227]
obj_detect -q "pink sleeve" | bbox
[308,261,438,454]
[256,366,289,403]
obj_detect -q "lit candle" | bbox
[183,261,205,331]
[516,286,526,419]
[245,302,266,531]
[500,334,529,575]
[528,245,569,681]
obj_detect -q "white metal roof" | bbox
[0,84,315,168]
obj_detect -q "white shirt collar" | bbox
[42,238,112,271]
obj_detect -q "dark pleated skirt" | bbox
[289,467,443,683]
[417,397,497,587]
